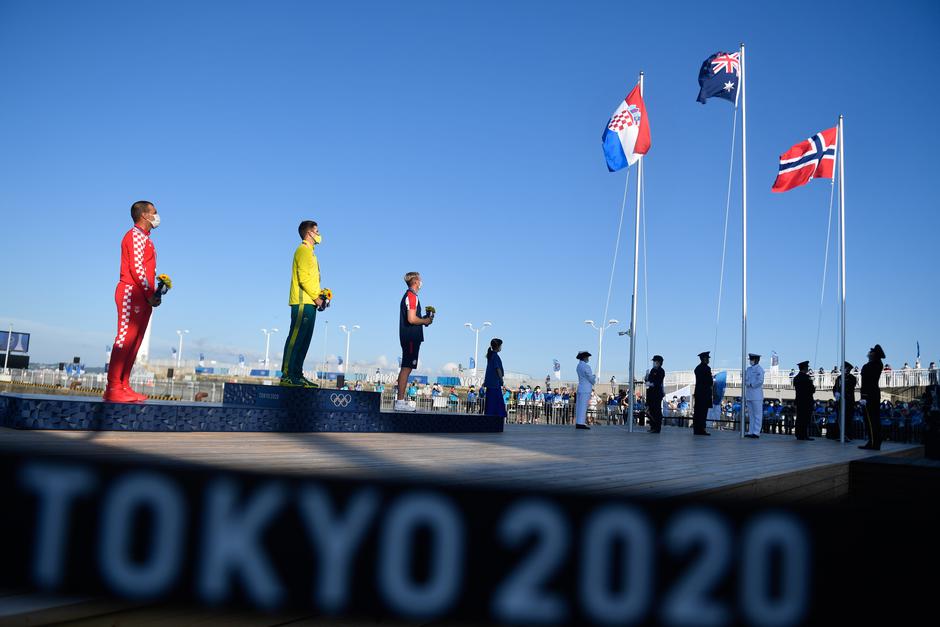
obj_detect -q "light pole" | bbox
[339,324,360,376]
[463,321,492,376]
[175,329,189,369]
[261,328,279,371]
[584,319,619,382]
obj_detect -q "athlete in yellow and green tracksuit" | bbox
[280,221,323,386]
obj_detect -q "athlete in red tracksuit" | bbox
[104,201,162,402]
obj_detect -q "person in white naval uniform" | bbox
[575,351,596,430]
[744,353,765,438]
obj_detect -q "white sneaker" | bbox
[394,400,416,412]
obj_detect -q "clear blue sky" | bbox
[1,0,937,378]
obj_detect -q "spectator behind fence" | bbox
[483,338,506,418]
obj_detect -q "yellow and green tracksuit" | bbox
[281,241,320,381]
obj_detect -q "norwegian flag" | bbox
[771,128,838,193]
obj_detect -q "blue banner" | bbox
[0,331,30,353]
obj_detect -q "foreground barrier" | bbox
[0,446,935,625]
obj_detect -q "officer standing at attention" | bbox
[744,353,765,438]
[832,361,857,441]
[793,360,816,440]
[693,351,713,436]
[860,344,886,450]
[645,355,666,433]
[575,351,596,430]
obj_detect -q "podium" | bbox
[0,384,503,433]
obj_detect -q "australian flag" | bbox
[697,51,740,104]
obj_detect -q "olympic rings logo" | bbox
[330,393,352,408]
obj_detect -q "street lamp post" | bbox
[463,321,492,377]
[584,319,619,382]
[175,329,189,369]
[261,328,279,371]
[339,324,360,376]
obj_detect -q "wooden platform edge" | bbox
[689,445,923,502]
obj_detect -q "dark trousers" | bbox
[864,399,882,448]
[692,397,710,433]
[648,395,664,432]
[795,406,812,439]
[281,304,317,379]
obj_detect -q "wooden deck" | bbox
[0,423,920,501]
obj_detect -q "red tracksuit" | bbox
[106,226,156,394]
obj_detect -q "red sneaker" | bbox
[103,387,141,403]
[124,386,149,401]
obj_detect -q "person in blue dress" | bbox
[483,338,507,418]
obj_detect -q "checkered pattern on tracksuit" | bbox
[107,227,155,390]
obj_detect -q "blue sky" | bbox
[1,0,937,379]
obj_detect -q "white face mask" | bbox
[148,213,161,228]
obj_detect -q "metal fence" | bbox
[664,367,938,391]
[0,369,225,402]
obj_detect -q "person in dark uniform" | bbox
[482,338,507,418]
[645,355,665,433]
[693,351,713,435]
[831,361,857,441]
[793,360,816,440]
[860,344,886,450]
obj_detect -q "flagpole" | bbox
[740,43,748,439]
[838,115,846,443]
[627,71,644,434]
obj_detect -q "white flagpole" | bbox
[627,71,644,434]
[838,115,847,443]
[740,43,748,438]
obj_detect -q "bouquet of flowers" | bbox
[318,288,333,312]
[156,274,173,297]
[424,305,436,320]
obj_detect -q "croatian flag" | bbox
[771,128,837,193]
[602,83,651,172]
